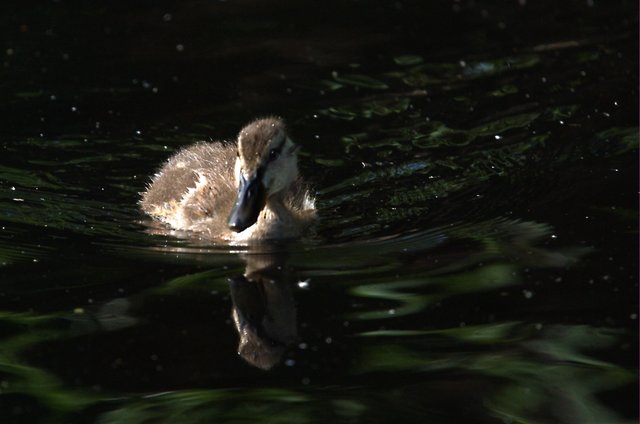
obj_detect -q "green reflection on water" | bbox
[321,97,411,120]
[393,55,424,66]
[0,312,98,420]
[332,73,389,90]
[351,263,517,320]
[0,165,67,191]
[355,323,634,424]
[98,389,314,424]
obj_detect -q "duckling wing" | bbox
[140,142,237,230]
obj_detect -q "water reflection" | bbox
[229,251,297,370]
[0,214,634,422]
[67,244,299,371]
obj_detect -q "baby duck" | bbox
[140,117,315,242]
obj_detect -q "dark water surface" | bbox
[0,1,638,423]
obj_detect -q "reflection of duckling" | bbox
[229,274,297,370]
[229,251,297,370]
[141,117,315,241]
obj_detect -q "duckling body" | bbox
[140,118,315,242]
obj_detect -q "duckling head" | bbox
[228,117,299,233]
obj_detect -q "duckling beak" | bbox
[228,173,267,232]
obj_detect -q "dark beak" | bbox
[228,173,267,232]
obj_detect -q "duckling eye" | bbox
[268,148,279,161]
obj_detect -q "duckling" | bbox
[140,117,315,242]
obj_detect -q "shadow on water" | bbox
[0,1,637,423]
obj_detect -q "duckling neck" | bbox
[252,191,296,239]
[264,193,291,222]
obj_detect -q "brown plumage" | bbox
[140,118,315,242]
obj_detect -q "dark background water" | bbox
[0,1,638,423]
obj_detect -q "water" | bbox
[0,1,637,423]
